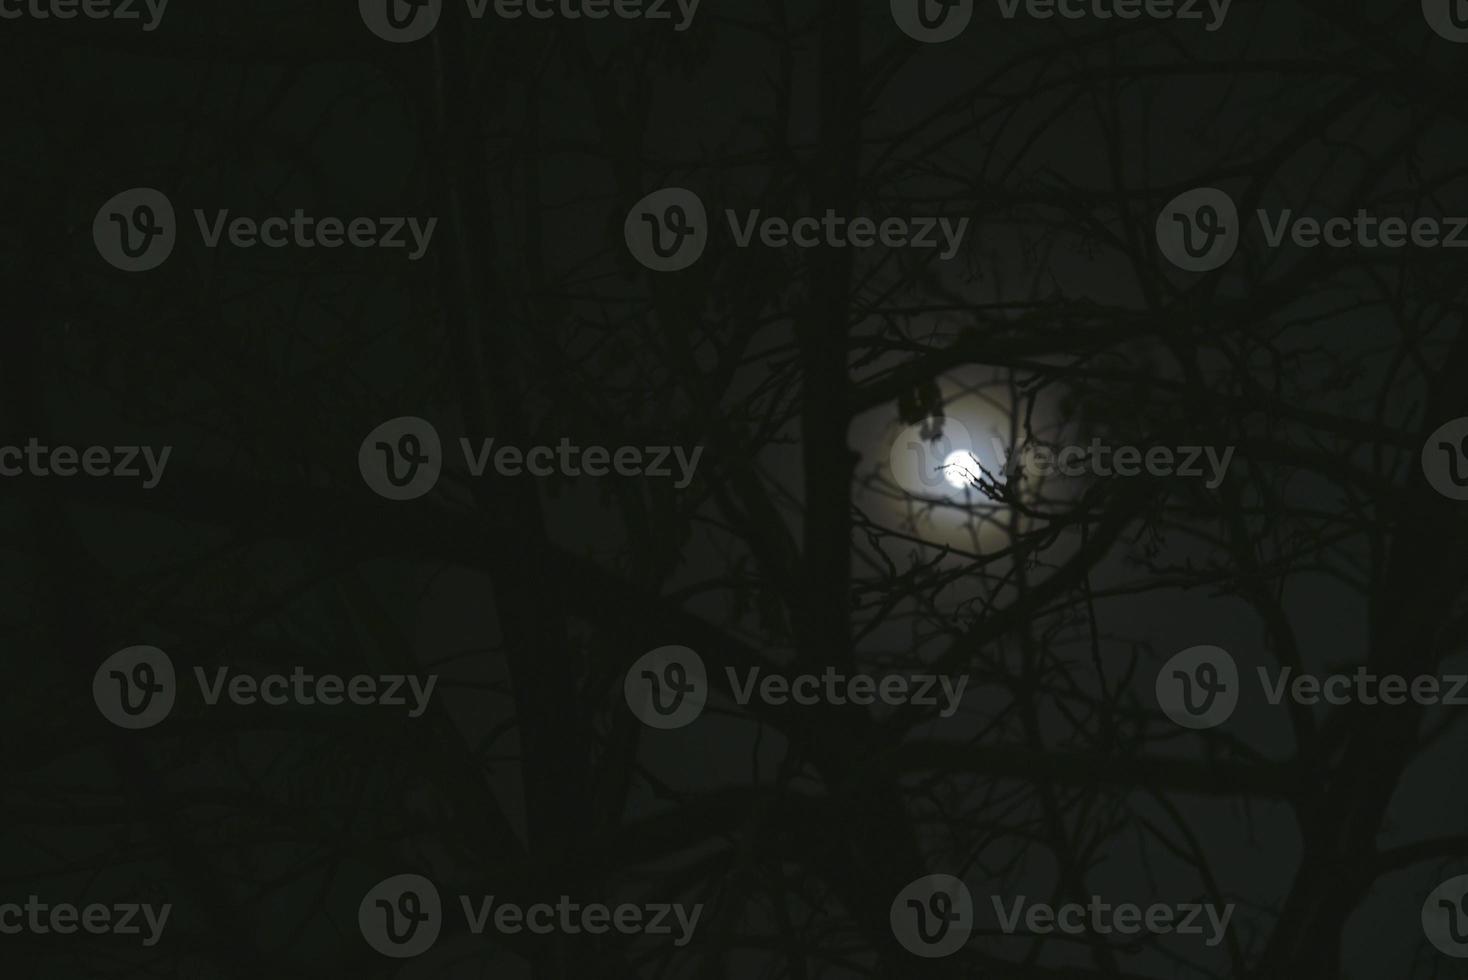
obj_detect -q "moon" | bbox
[943,449,984,490]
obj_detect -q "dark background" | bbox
[4,0,1468,976]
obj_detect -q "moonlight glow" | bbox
[943,450,984,489]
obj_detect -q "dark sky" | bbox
[3,1,1468,978]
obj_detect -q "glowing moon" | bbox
[943,450,984,489]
